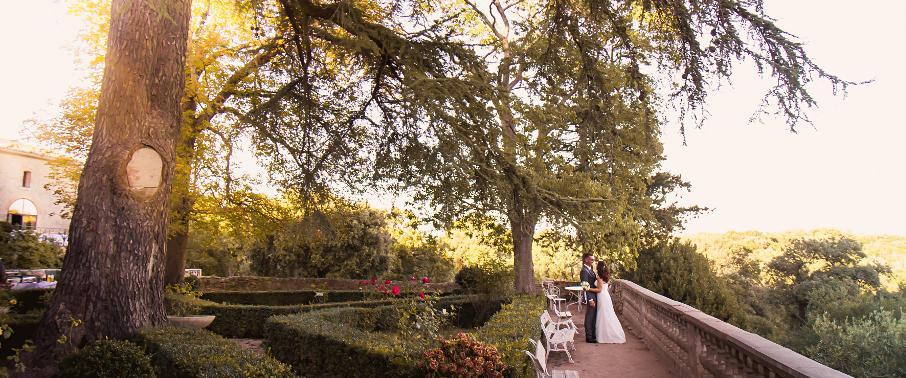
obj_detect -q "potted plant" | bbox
[164,282,215,329]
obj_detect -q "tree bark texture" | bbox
[509,190,539,294]
[163,127,197,286]
[29,0,191,367]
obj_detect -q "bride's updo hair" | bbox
[596,261,610,283]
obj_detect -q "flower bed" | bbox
[135,326,292,377]
[264,295,506,377]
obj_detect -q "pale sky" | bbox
[1,1,903,236]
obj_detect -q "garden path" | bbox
[230,338,265,355]
[548,306,676,377]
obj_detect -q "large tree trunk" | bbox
[164,126,198,285]
[27,0,191,369]
[509,190,539,294]
[164,227,190,284]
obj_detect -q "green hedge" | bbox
[264,295,507,377]
[135,327,291,377]
[170,292,474,339]
[202,290,367,305]
[169,295,403,338]
[57,339,155,378]
[9,289,53,313]
[475,295,547,377]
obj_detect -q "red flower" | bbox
[370,277,377,285]
[385,279,392,285]
[422,276,430,284]
[392,285,401,296]
[419,291,426,300]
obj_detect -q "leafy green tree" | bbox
[249,201,396,278]
[0,222,64,269]
[267,0,852,293]
[767,237,890,325]
[388,211,456,282]
[625,239,748,327]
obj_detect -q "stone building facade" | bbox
[0,140,71,234]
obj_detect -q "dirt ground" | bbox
[231,338,265,355]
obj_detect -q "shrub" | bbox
[56,339,154,378]
[164,282,202,316]
[425,332,506,377]
[136,327,291,378]
[805,310,906,377]
[474,295,546,377]
[0,222,64,268]
[264,295,507,377]
[454,257,513,296]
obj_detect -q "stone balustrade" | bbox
[610,279,850,378]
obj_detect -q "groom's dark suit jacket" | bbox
[580,265,597,303]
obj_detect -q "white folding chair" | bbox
[541,308,577,333]
[547,286,573,320]
[525,339,580,378]
[539,312,577,362]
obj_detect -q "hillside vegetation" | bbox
[685,229,906,289]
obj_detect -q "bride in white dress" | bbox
[588,261,625,343]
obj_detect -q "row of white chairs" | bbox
[542,281,576,322]
[525,339,580,378]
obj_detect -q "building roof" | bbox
[0,140,59,162]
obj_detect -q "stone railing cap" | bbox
[614,279,851,378]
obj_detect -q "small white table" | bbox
[563,286,585,312]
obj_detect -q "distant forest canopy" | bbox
[684,229,906,289]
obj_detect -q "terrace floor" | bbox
[548,306,676,377]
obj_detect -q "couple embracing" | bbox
[580,253,626,344]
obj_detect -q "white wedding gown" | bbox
[596,282,626,343]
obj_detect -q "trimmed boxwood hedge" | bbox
[56,339,155,378]
[474,295,547,377]
[263,295,506,377]
[201,290,368,306]
[171,292,479,339]
[169,295,403,338]
[135,327,291,377]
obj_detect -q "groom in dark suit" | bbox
[580,253,597,343]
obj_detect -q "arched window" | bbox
[7,199,38,230]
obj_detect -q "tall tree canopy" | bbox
[264,0,852,292]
